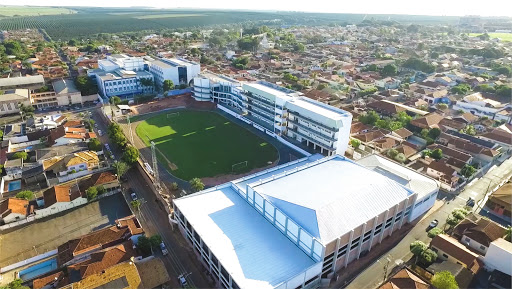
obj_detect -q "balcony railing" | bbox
[288,111,337,132]
[245,92,275,107]
[249,106,274,122]
[289,118,338,142]
[248,102,274,115]
[291,127,335,150]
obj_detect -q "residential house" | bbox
[0,198,30,224]
[453,113,479,124]
[379,268,430,289]
[375,77,401,90]
[0,89,31,116]
[395,144,419,160]
[350,122,371,135]
[453,213,506,255]
[453,92,511,123]
[410,113,444,130]
[422,90,450,105]
[391,128,413,141]
[430,234,482,274]
[3,158,23,181]
[437,132,500,163]
[367,100,405,116]
[479,127,512,149]
[67,241,137,279]
[42,183,86,211]
[483,238,512,276]
[426,160,459,189]
[79,171,120,194]
[57,223,133,267]
[42,151,99,177]
[485,182,511,222]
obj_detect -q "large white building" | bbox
[173,154,439,289]
[88,54,153,98]
[453,92,512,123]
[192,73,352,156]
[149,58,200,89]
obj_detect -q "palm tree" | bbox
[505,226,512,242]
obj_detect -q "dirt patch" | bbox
[201,161,278,187]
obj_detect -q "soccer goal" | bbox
[167,112,180,118]
[232,161,248,172]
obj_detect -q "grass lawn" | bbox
[0,6,75,17]
[468,33,512,42]
[135,110,278,180]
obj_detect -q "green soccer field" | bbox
[135,110,279,180]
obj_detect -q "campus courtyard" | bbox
[135,110,279,180]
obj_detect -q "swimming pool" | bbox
[19,258,58,281]
[8,180,21,192]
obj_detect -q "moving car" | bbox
[466,197,475,207]
[130,191,138,201]
[178,274,188,288]
[427,219,439,231]
[160,242,168,256]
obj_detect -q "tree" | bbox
[88,138,102,151]
[3,278,30,289]
[387,148,399,159]
[428,128,441,139]
[461,125,476,136]
[190,177,204,192]
[170,182,179,191]
[163,79,174,92]
[123,145,139,165]
[131,200,141,211]
[350,139,361,149]
[149,235,162,248]
[420,248,438,265]
[394,153,406,164]
[74,76,98,95]
[381,64,398,77]
[18,103,35,120]
[410,240,428,257]
[136,235,152,255]
[12,151,28,161]
[15,190,34,200]
[505,226,511,242]
[492,66,512,77]
[431,149,443,160]
[109,96,122,105]
[428,228,444,238]
[317,83,326,90]
[359,110,380,125]
[113,161,129,181]
[86,186,98,200]
[431,271,459,289]
[97,186,106,195]
[437,103,448,110]
[237,36,260,51]
[451,84,471,95]
[460,164,476,178]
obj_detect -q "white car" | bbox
[160,242,168,256]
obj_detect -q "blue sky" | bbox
[6,0,512,17]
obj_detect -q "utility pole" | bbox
[127,115,134,144]
[151,141,160,188]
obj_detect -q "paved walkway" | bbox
[337,157,512,289]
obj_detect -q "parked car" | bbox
[130,191,138,201]
[160,242,168,256]
[466,198,475,207]
[98,130,103,136]
[427,219,439,231]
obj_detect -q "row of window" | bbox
[105,79,136,86]
[0,102,17,111]
[322,206,412,272]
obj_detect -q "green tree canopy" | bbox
[410,240,428,256]
[190,177,205,192]
[420,248,438,265]
[163,79,174,92]
[451,84,471,95]
[113,161,130,179]
[359,110,380,125]
[431,148,443,160]
[122,145,140,165]
[110,96,122,105]
[350,139,361,149]
[428,227,444,238]
[86,186,98,200]
[461,164,477,178]
[431,271,459,289]
[381,64,398,77]
[88,138,102,152]
[15,190,34,200]
[12,151,28,161]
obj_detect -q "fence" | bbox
[0,250,58,274]
[0,189,120,231]
[164,88,192,97]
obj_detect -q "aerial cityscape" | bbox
[0,4,511,289]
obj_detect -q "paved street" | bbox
[94,107,211,289]
[341,157,512,289]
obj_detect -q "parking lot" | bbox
[0,193,131,268]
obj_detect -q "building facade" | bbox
[30,79,98,109]
[149,58,200,88]
[192,73,352,156]
[173,154,438,289]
